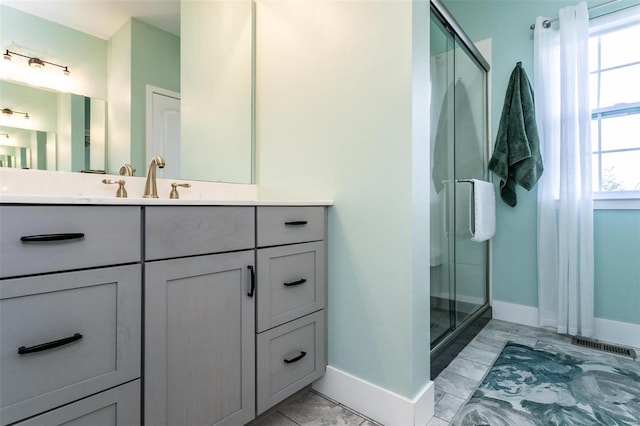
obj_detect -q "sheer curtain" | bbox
[535,2,594,337]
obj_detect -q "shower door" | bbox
[429,9,489,348]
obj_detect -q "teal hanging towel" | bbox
[488,62,543,207]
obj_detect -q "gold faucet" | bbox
[143,155,166,198]
[119,163,136,176]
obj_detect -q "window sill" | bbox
[593,191,640,210]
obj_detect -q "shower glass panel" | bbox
[453,38,488,327]
[429,5,489,349]
[429,12,456,346]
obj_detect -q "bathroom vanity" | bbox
[0,183,330,426]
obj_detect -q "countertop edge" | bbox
[0,195,334,206]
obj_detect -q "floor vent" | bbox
[571,337,637,359]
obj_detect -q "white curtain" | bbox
[534,2,594,337]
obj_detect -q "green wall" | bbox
[256,1,430,398]
[443,0,640,326]
[594,210,640,324]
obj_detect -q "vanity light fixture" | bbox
[3,49,71,76]
[0,133,9,138]
[2,108,30,119]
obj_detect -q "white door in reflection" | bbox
[147,86,180,179]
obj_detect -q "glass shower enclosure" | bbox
[429,1,491,356]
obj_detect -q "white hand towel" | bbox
[470,179,496,242]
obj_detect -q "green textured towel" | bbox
[488,62,543,207]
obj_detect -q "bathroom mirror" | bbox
[0,1,254,183]
[0,81,106,172]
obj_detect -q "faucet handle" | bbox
[119,164,136,176]
[102,179,128,198]
[170,183,191,199]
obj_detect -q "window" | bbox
[589,8,640,196]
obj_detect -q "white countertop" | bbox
[0,169,333,206]
[0,194,332,206]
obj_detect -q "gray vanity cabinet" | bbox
[0,205,142,426]
[255,207,327,414]
[144,207,256,426]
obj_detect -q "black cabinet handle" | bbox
[283,278,307,287]
[284,221,308,226]
[247,265,255,297]
[20,233,85,243]
[18,333,83,355]
[284,351,307,364]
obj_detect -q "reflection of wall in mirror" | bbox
[1,5,180,175]
[0,125,56,170]
[0,5,108,99]
[181,1,252,184]
[0,80,104,172]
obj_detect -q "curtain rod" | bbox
[529,0,620,29]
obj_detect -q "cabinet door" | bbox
[145,251,255,426]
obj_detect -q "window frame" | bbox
[588,6,640,204]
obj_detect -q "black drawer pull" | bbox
[284,351,307,364]
[18,333,83,355]
[20,233,85,243]
[283,278,307,287]
[247,265,256,297]
[284,221,308,226]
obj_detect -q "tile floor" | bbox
[250,388,381,426]
[429,319,640,425]
[250,319,640,425]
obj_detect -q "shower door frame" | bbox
[429,0,493,356]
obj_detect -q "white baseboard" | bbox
[312,366,434,426]
[492,300,640,348]
[593,317,640,349]
[492,300,540,327]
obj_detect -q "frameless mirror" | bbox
[0,1,253,183]
[0,80,106,172]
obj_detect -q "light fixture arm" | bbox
[4,49,70,75]
[1,108,30,119]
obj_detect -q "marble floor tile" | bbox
[456,343,499,366]
[426,416,450,425]
[535,339,640,374]
[252,411,299,426]
[433,393,466,422]
[434,388,446,405]
[477,327,538,347]
[442,356,489,382]
[434,370,479,400]
[277,390,366,426]
[467,334,504,354]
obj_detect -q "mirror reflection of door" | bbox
[147,85,180,179]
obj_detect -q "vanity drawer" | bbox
[257,241,326,332]
[145,206,255,260]
[0,206,140,278]
[0,265,141,426]
[257,207,325,247]
[256,311,326,414]
[14,380,140,426]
